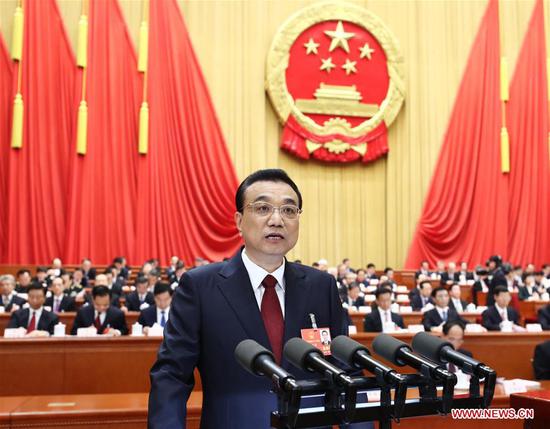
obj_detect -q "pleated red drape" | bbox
[133,0,242,265]
[4,0,76,264]
[405,0,508,268]
[64,0,141,265]
[0,35,13,261]
[506,0,550,266]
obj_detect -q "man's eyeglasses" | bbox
[243,202,302,220]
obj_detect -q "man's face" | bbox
[495,291,511,308]
[321,331,329,341]
[443,325,464,350]
[460,262,468,271]
[18,272,31,287]
[344,273,356,285]
[356,270,366,282]
[526,264,535,273]
[235,181,300,265]
[349,286,360,300]
[50,279,64,296]
[93,295,110,314]
[154,292,172,310]
[95,275,108,286]
[27,289,46,310]
[136,282,148,294]
[450,285,461,299]
[367,266,375,275]
[2,280,14,295]
[421,262,429,270]
[448,262,456,272]
[435,290,449,308]
[82,260,91,271]
[171,256,179,266]
[420,283,432,297]
[376,292,392,311]
[386,270,394,279]
[52,258,62,268]
[437,261,445,271]
[73,270,83,282]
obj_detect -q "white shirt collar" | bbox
[495,303,507,313]
[157,306,169,319]
[29,306,43,320]
[241,248,286,291]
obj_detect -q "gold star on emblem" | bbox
[341,59,357,75]
[324,21,355,53]
[359,43,375,60]
[303,38,320,55]
[320,57,336,73]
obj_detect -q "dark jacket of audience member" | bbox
[538,305,550,331]
[481,305,520,331]
[533,340,550,380]
[45,295,76,313]
[71,305,128,335]
[125,291,155,312]
[422,307,466,331]
[7,308,59,334]
[363,309,404,332]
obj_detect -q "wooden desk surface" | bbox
[350,311,480,332]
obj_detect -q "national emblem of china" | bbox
[266,2,405,163]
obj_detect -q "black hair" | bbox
[16,269,31,277]
[235,169,302,212]
[154,282,173,296]
[367,263,375,269]
[493,285,509,296]
[135,276,148,285]
[312,262,320,268]
[104,266,116,275]
[27,282,46,295]
[36,266,48,273]
[383,267,393,274]
[175,261,185,270]
[347,282,360,291]
[149,268,161,278]
[92,285,111,298]
[375,287,392,298]
[113,257,124,264]
[419,280,432,289]
[431,286,448,298]
[442,320,465,336]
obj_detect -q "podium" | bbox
[510,388,550,429]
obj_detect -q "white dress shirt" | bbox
[377,307,394,331]
[495,303,508,321]
[94,310,107,325]
[436,306,450,322]
[241,248,286,318]
[157,307,170,324]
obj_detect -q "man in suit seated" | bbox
[168,261,186,288]
[365,263,378,282]
[0,274,26,313]
[458,262,474,282]
[45,277,76,313]
[448,284,470,313]
[138,282,173,334]
[518,273,546,301]
[422,286,467,332]
[441,320,473,380]
[81,258,97,287]
[410,280,434,311]
[363,286,404,332]
[415,260,431,280]
[15,269,32,293]
[440,262,459,286]
[481,286,521,331]
[346,282,365,309]
[472,268,490,305]
[538,304,550,330]
[124,276,155,312]
[7,282,59,336]
[147,268,161,293]
[71,285,128,336]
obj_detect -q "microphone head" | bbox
[372,334,410,366]
[234,339,274,376]
[411,332,453,364]
[331,335,370,367]
[283,337,323,372]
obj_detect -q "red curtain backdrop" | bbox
[133,0,242,265]
[64,0,141,265]
[405,0,508,268]
[506,0,550,266]
[0,34,13,261]
[4,0,76,264]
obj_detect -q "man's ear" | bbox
[234,211,243,236]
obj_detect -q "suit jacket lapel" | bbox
[217,251,271,350]
[373,309,383,331]
[282,262,309,351]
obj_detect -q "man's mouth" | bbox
[265,233,284,241]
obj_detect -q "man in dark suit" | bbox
[7,282,59,335]
[148,169,351,429]
[81,258,97,287]
[71,286,128,335]
[481,286,521,331]
[458,262,474,282]
[45,277,76,313]
[538,305,550,330]
[472,268,490,305]
[138,282,173,334]
[533,340,550,380]
[415,260,431,279]
[346,282,365,309]
[442,320,473,375]
[363,286,404,332]
[15,269,33,293]
[410,280,434,311]
[422,287,467,332]
[440,262,459,286]
[1,274,27,312]
[124,276,154,312]
[448,284,469,313]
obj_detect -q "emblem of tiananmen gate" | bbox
[266,2,405,163]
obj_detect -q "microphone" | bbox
[372,334,455,382]
[411,332,493,377]
[284,337,352,386]
[234,339,298,391]
[331,336,404,385]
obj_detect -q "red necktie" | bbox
[27,312,36,333]
[261,275,284,363]
[448,362,457,373]
[95,314,101,330]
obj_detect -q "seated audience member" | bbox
[458,262,474,282]
[435,260,446,279]
[48,258,64,279]
[66,268,85,298]
[472,268,490,305]
[45,277,76,312]
[533,340,550,380]
[104,267,123,306]
[365,263,378,281]
[513,265,524,287]
[71,286,128,336]
[422,286,467,332]
[410,280,434,311]
[346,283,365,309]
[481,286,521,331]
[440,262,459,286]
[81,258,96,286]
[33,266,49,288]
[168,261,186,288]
[7,282,59,336]
[383,267,396,288]
[534,271,547,289]
[15,269,32,293]
[147,268,161,292]
[441,321,473,377]
[363,286,404,332]
[355,269,367,288]
[518,273,545,301]
[538,305,550,330]
[448,284,469,313]
[138,282,173,334]
[316,259,328,272]
[543,264,550,287]
[124,276,154,312]
[1,274,26,312]
[165,256,180,277]
[113,256,130,280]
[415,260,431,279]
